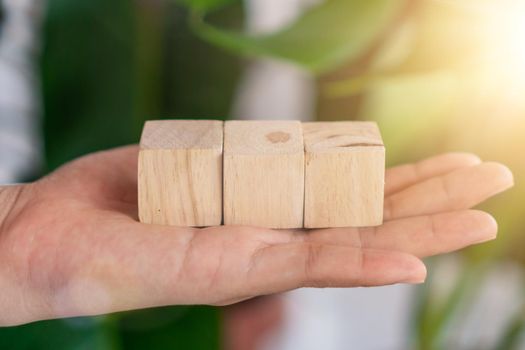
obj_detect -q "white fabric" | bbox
[0,0,43,183]
[232,0,318,122]
[262,286,414,350]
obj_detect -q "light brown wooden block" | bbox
[223,120,304,228]
[138,120,223,226]
[303,121,385,228]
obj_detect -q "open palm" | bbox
[0,146,513,326]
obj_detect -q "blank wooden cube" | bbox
[303,121,385,228]
[138,120,223,226]
[223,121,304,228]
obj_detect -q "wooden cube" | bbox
[303,121,385,228]
[223,121,304,228]
[138,120,223,226]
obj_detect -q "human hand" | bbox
[0,146,513,325]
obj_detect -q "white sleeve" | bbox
[0,0,44,184]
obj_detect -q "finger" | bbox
[92,145,139,205]
[384,162,513,220]
[385,153,481,196]
[86,144,139,169]
[248,243,426,294]
[86,145,139,184]
[74,145,140,206]
[303,210,497,258]
[45,145,139,199]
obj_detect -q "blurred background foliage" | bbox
[1,0,524,348]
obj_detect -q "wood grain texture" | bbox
[138,120,223,226]
[303,121,385,228]
[223,120,304,228]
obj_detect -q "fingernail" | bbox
[402,275,426,284]
[401,262,427,284]
[466,211,498,244]
[486,162,514,192]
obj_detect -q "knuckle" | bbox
[302,243,325,287]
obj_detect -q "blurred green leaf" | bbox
[188,0,404,73]
[412,260,488,349]
[323,0,489,97]
[176,0,238,12]
[116,306,220,350]
[0,317,114,350]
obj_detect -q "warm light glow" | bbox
[470,1,525,100]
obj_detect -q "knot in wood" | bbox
[266,131,291,144]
